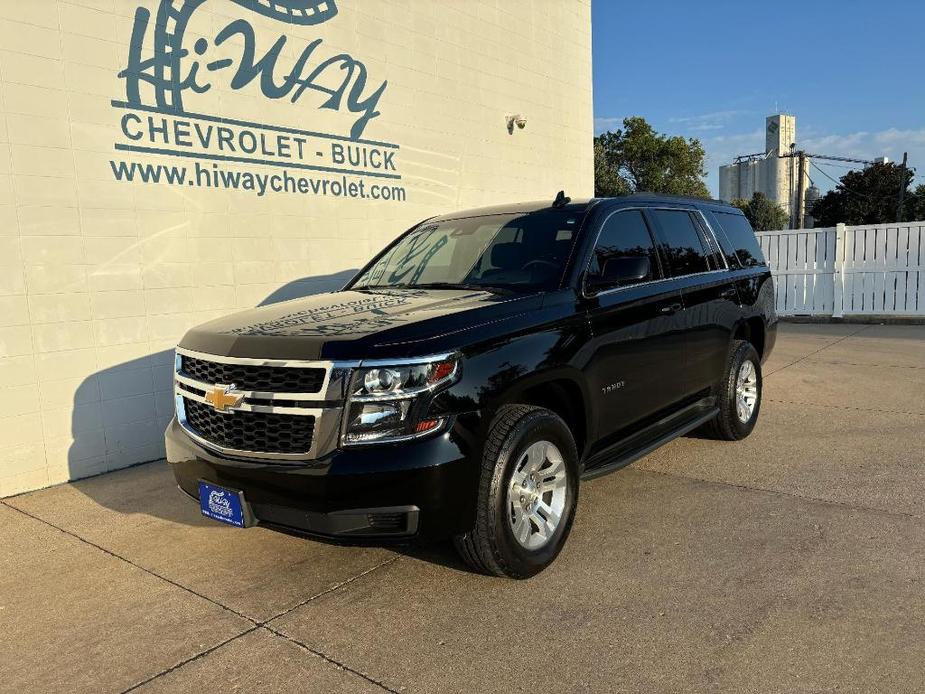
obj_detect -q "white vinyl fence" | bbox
[756,221,925,317]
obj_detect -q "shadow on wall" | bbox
[257,269,358,306]
[65,270,358,520]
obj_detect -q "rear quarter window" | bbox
[708,211,767,268]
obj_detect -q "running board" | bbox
[581,407,719,481]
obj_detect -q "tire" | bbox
[453,405,580,579]
[705,340,762,441]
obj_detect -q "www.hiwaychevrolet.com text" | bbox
[110,159,407,201]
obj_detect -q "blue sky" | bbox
[591,0,925,196]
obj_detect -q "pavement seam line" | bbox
[764,325,872,376]
[0,500,256,624]
[120,626,260,693]
[121,556,401,693]
[636,468,919,520]
[262,625,402,694]
[264,555,400,625]
[790,359,925,370]
[0,500,404,692]
[765,398,925,417]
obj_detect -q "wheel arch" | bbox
[493,372,590,460]
[733,315,766,359]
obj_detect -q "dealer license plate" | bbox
[198,480,246,528]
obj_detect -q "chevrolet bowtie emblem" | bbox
[204,384,244,413]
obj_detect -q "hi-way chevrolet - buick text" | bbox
[166,192,776,578]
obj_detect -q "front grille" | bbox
[183,398,315,454]
[181,355,326,393]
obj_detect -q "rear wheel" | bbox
[454,405,579,578]
[706,340,762,440]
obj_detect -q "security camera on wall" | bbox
[506,114,527,133]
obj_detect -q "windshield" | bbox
[351,211,582,291]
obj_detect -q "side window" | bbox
[703,211,739,267]
[588,210,659,284]
[710,211,767,268]
[649,209,711,277]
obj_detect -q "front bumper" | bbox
[165,415,480,541]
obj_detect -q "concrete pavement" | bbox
[2,323,923,693]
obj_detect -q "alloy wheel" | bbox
[735,359,759,423]
[507,440,568,550]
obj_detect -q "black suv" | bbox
[166,193,776,578]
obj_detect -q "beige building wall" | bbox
[0,0,593,496]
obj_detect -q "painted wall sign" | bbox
[109,0,406,201]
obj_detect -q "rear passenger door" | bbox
[647,208,739,398]
[582,209,688,447]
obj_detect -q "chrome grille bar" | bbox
[176,383,325,417]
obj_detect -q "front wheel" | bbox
[453,405,579,579]
[706,340,763,440]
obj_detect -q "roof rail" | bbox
[627,191,732,206]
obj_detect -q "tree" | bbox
[731,192,789,231]
[906,184,925,221]
[593,138,631,197]
[594,116,710,199]
[810,162,915,227]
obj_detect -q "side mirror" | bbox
[587,256,651,292]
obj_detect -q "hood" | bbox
[179,288,543,360]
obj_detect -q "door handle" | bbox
[720,287,738,299]
[660,303,682,315]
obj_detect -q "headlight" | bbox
[343,355,458,445]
